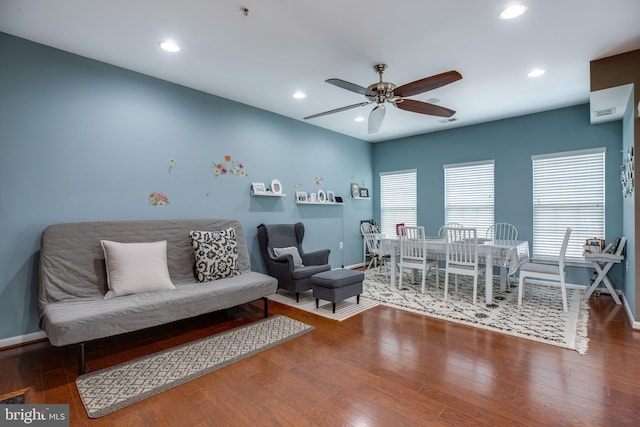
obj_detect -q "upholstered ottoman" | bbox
[311,269,365,313]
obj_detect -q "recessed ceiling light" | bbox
[292,91,306,99]
[354,116,365,122]
[159,40,180,52]
[499,4,527,20]
[528,68,545,77]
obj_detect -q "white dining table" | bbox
[379,237,530,305]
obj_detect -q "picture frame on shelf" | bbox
[309,192,317,202]
[317,189,326,203]
[252,182,266,194]
[327,191,335,203]
[359,187,369,198]
[351,183,360,198]
[270,179,282,195]
[296,191,307,202]
[335,196,343,203]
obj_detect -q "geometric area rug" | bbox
[76,315,313,418]
[361,269,589,354]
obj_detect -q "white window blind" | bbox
[444,160,494,236]
[532,148,605,262]
[380,170,417,237]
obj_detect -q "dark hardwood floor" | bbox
[1,293,639,426]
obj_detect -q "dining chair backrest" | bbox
[438,223,463,237]
[360,222,377,235]
[399,226,427,262]
[558,228,572,273]
[361,231,381,254]
[486,223,518,241]
[445,227,479,267]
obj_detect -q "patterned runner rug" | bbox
[362,269,589,354]
[76,315,313,418]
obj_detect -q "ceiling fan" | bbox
[304,64,462,134]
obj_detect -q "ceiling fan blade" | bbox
[303,102,372,120]
[368,105,386,134]
[396,99,455,117]
[394,70,462,97]
[326,78,377,97]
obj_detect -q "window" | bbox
[444,160,494,236]
[380,170,417,237]
[532,148,605,262]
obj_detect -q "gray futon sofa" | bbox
[38,218,278,373]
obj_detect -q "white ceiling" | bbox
[1,0,639,143]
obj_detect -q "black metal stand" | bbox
[263,297,269,318]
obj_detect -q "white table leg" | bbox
[485,251,493,304]
[390,253,397,288]
[584,261,621,304]
[499,267,508,292]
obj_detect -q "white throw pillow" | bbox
[101,240,175,300]
[273,246,304,267]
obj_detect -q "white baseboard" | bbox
[622,293,640,329]
[343,262,364,270]
[0,331,48,349]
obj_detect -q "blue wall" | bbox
[0,33,373,340]
[622,89,636,315]
[372,105,624,286]
[0,31,629,341]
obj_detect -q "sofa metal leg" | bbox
[78,342,86,375]
[263,297,269,318]
[296,292,299,303]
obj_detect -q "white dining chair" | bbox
[444,227,486,304]
[398,226,439,293]
[486,223,518,241]
[361,222,378,267]
[438,223,463,237]
[518,228,571,312]
[361,223,391,277]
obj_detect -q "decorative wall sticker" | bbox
[315,176,324,185]
[213,155,247,177]
[148,192,170,206]
[168,158,176,173]
[621,146,634,199]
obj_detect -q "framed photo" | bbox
[252,182,266,194]
[295,191,307,202]
[335,196,343,203]
[317,189,326,203]
[327,191,335,203]
[351,183,360,198]
[359,187,369,198]
[270,179,282,195]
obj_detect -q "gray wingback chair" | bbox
[257,222,331,302]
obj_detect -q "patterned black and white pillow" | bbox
[189,228,240,282]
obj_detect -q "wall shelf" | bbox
[350,196,371,200]
[296,201,343,205]
[251,192,286,197]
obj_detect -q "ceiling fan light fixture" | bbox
[499,4,528,20]
[159,40,180,52]
[528,68,545,77]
